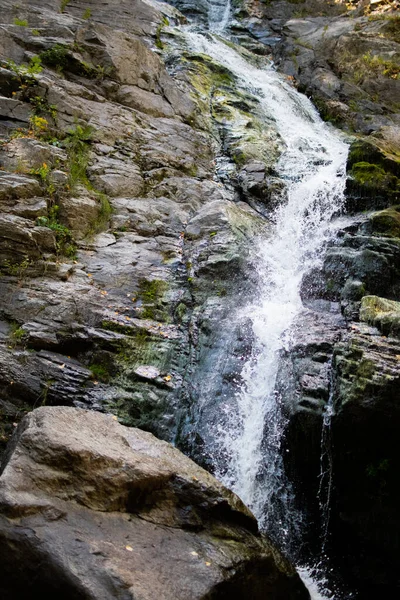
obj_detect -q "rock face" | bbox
[0,0,268,455]
[0,406,309,600]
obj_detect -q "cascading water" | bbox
[178,2,349,597]
[208,0,231,32]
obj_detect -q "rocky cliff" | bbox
[0,0,399,598]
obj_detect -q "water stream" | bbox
[179,2,349,597]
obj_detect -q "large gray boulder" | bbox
[0,406,309,600]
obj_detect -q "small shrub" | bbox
[30,95,57,120]
[82,8,92,20]
[29,115,49,134]
[90,363,110,382]
[9,323,26,345]
[40,44,70,71]
[1,257,30,279]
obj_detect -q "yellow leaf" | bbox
[125,545,133,552]
[205,562,211,567]
[164,375,172,382]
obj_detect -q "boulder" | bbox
[0,406,309,600]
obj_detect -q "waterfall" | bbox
[184,29,347,525]
[178,2,349,597]
[208,0,231,32]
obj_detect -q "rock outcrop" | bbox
[0,406,310,600]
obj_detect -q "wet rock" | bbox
[0,406,310,600]
[360,295,400,337]
[330,326,400,596]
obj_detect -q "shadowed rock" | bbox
[0,406,310,600]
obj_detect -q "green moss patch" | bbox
[369,206,400,238]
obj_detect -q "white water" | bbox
[182,5,349,598]
[184,31,348,519]
[208,0,231,32]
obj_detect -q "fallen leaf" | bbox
[59,363,65,369]
[190,551,199,557]
[164,375,172,382]
[125,546,133,552]
[205,562,211,567]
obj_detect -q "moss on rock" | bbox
[368,206,400,238]
[360,295,400,337]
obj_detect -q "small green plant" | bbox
[36,205,76,258]
[30,161,50,181]
[9,323,26,346]
[90,363,110,382]
[60,0,71,12]
[27,55,42,74]
[4,55,42,84]
[1,257,30,279]
[82,8,92,20]
[30,161,56,196]
[63,123,94,190]
[30,95,57,120]
[13,17,28,26]
[31,28,40,36]
[40,44,70,71]
[29,115,49,135]
[87,191,112,235]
